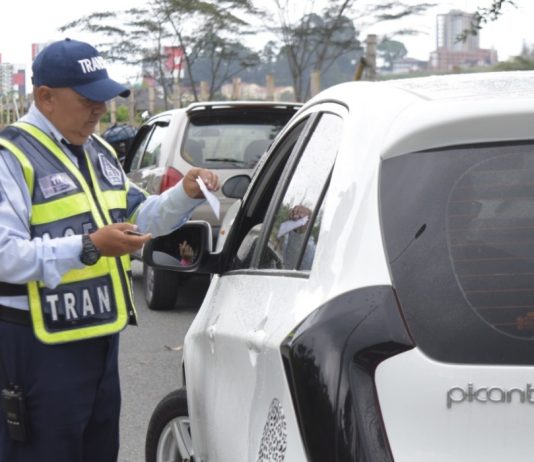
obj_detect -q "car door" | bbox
[124,115,170,193]
[184,103,347,462]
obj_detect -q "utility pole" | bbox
[110,99,117,125]
[266,74,275,101]
[354,34,378,81]
[310,71,321,98]
[148,85,155,114]
[231,77,242,100]
[365,34,377,81]
[128,87,136,125]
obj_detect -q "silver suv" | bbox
[123,101,300,310]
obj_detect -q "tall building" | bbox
[436,10,478,52]
[32,42,50,60]
[0,62,14,96]
[431,10,498,71]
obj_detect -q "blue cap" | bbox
[32,38,130,102]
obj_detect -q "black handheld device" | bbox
[124,229,144,236]
[1,385,30,442]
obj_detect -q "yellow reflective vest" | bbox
[0,122,137,344]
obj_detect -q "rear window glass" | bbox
[182,110,294,169]
[380,141,534,365]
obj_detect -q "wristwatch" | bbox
[80,234,101,266]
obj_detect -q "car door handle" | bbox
[246,328,266,353]
[207,324,216,340]
[247,315,268,353]
[207,315,219,354]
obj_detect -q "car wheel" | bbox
[145,388,193,462]
[143,264,180,311]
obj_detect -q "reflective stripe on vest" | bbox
[0,122,136,344]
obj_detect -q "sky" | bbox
[1,0,534,88]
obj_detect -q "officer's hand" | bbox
[89,223,152,257]
[183,168,220,199]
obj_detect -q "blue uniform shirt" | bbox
[0,103,203,310]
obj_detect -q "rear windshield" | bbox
[182,110,294,169]
[380,141,534,365]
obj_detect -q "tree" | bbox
[61,6,175,106]
[160,0,259,100]
[378,38,408,70]
[190,33,260,99]
[267,0,435,102]
[270,1,362,101]
[457,0,516,41]
[60,0,261,105]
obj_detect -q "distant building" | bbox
[32,42,50,60]
[0,42,49,97]
[437,10,479,52]
[0,63,14,95]
[391,57,428,74]
[220,81,294,101]
[430,10,498,71]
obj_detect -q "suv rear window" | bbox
[380,141,534,365]
[182,110,294,169]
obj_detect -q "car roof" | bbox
[303,71,534,160]
[145,101,302,124]
[185,101,302,114]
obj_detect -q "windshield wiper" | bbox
[203,158,244,164]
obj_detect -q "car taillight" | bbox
[160,167,184,192]
[280,286,413,462]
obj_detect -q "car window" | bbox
[258,113,343,271]
[230,120,309,271]
[130,121,169,171]
[381,141,534,365]
[182,111,294,169]
[139,123,168,169]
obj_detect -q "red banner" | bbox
[12,70,25,86]
[164,47,184,72]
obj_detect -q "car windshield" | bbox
[182,111,292,169]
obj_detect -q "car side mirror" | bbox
[141,110,151,122]
[143,221,220,273]
[222,175,251,199]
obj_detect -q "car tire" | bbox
[145,388,193,462]
[143,264,180,311]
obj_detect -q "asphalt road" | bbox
[117,260,198,462]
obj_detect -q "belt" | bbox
[0,305,31,326]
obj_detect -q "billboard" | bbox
[164,47,185,73]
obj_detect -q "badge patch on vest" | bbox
[39,275,118,331]
[38,173,77,199]
[98,153,123,186]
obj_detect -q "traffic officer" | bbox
[0,38,220,462]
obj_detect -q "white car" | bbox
[144,71,534,462]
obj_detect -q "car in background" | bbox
[123,101,301,311]
[102,123,137,164]
[143,71,534,462]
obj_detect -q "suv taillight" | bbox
[160,167,184,192]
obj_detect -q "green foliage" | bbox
[457,0,517,41]
[60,0,438,104]
[116,106,130,122]
[492,55,534,71]
[378,38,408,70]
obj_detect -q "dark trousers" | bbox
[0,320,121,462]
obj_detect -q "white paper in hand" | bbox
[196,176,220,219]
[277,216,309,238]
